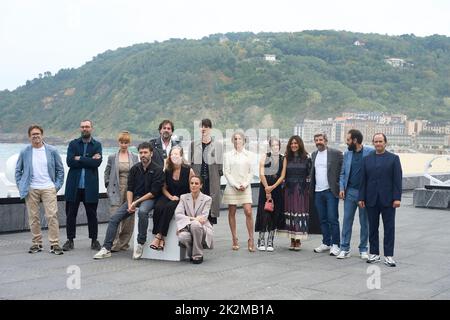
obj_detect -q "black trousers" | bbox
[152,196,179,237]
[367,200,396,257]
[66,189,98,240]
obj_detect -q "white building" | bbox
[264,54,277,62]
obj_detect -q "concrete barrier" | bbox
[0,194,111,234]
[2,174,449,234]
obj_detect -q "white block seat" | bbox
[132,208,188,261]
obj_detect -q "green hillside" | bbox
[1,30,450,139]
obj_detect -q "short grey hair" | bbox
[313,132,328,142]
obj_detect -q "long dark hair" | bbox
[285,135,308,161]
[165,146,188,172]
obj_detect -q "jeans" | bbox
[136,199,156,245]
[314,189,340,246]
[103,202,134,250]
[340,188,368,253]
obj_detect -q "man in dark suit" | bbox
[63,120,102,251]
[310,133,343,256]
[359,133,402,267]
[149,120,180,168]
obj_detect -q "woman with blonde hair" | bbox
[104,131,139,251]
[223,131,256,252]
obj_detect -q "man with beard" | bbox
[311,133,343,257]
[337,129,374,260]
[359,133,402,267]
[149,120,180,168]
[94,142,164,259]
[63,120,103,251]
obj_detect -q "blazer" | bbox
[175,192,213,249]
[358,151,403,207]
[64,137,102,203]
[310,147,343,198]
[104,150,139,205]
[223,149,254,189]
[190,139,223,218]
[149,137,180,168]
[15,143,64,199]
[339,145,374,192]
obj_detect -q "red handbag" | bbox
[264,198,274,212]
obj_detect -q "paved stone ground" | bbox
[1,192,449,300]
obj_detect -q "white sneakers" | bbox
[367,254,381,263]
[329,245,341,256]
[314,244,340,256]
[336,251,369,260]
[257,244,266,251]
[336,250,351,259]
[384,256,396,267]
[93,247,111,259]
[133,244,143,259]
[314,244,331,253]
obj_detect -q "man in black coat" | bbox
[359,133,402,267]
[149,120,180,168]
[63,120,102,252]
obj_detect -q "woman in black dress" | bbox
[150,146,194,250]
[255,137,286,252]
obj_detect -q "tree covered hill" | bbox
[1,30,450,139]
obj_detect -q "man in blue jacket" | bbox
[15,125,64,255]
[63,120,103,251]
[359,133,402,267]
[337,129,374,260]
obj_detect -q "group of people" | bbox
[15,118,403,267]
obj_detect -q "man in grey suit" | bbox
[310,133,343,256]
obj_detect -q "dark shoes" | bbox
[62,239,102,251]
[28,244,43,254]
[192,256,203,264]
[91,240,101,251]
[50,245,64,255]
[62,239,74,251]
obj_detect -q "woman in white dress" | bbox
[223,131,255,252]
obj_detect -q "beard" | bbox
[81,131,91,139]
[161,132,171,140]
[316,143,325,150]
[140,156,150,164]
[347,143,357,151]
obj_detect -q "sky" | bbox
[1,0,449,91]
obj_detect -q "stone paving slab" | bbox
[1,192,449,300]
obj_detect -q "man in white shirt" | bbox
[15,125,65,255]
[310,133,343,256]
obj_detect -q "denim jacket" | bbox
[339,145,374,192]
[15,143,65,199]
